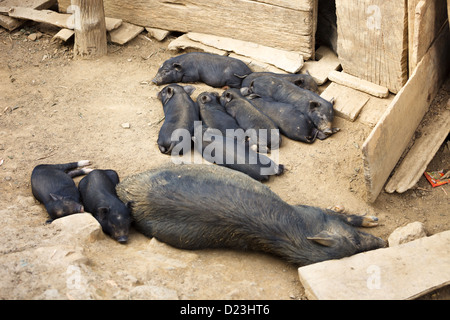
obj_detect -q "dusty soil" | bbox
[0,22,449,300]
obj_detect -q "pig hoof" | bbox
[77,160,91,167]
[329,204,345,213]
[362,216,379,227]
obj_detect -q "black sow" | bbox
[116,164,385,266]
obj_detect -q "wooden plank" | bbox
[385,102,450,193]
[145,27,170,41]
[168,34,227,55]
[187,32,304,73]
[0,0,55,30]
[8,7,72,28]
[408,0,421,76]
[57,0,317,58]
[362,27,450,203]
[6,7,122,32]
[328,71,389,98]
[410,0,448,73]
[357,94,395,128]
[320,82,370,122]
[335,0,408,93]
[109,22,144,45]
[51,28,74,42]
[298,230,450,300]
[302,46,340,85]
[228,53,287,74]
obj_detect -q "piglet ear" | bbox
[309,101,320,111]
[200,94,211,103]
[307,231,337,247]
[49,193,63,201]
[240,87,250,96]
[246,93,261,100]
[225,92,233,103]
[97,207,110,219]
[183,85,196,96]
[173,63,182,72]
[294,78,305,86]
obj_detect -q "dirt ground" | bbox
[0,22,449,300]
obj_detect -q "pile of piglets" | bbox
[152,52,339,181]
[30,52,386,267]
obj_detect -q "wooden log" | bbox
[335,0,408,93]
[361,26,450,203]
[72,0,107,58]
[57,0,318,59]
[385,102,450,193]
[328,71,389,98]
[298,230,450,300]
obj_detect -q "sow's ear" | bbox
[294,78,305,87]
[307,231,338,247]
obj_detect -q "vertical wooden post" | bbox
[72,0,107,58]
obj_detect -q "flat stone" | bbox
[298,230,450,300]
[388,221,427,246]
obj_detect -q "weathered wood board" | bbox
[0,0,55,30]
[186,32,304,73]
[302,46,340,85]
[57,0,318,59]
[51,28,74,42]
[145,27,170,41]
[357,94,395,128]
[320,82,370,122]
[5,7,122,32]
[109,22,143,45]
[362,26,450,203]
[298,230,450,300]
[410,0,448,73]
[168,34,227,56]
[385,101,450,193]
[328,71,389,98]
[335,0,408,93]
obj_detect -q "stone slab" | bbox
[298,230,450,300]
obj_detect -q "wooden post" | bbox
[72,0,107,58]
